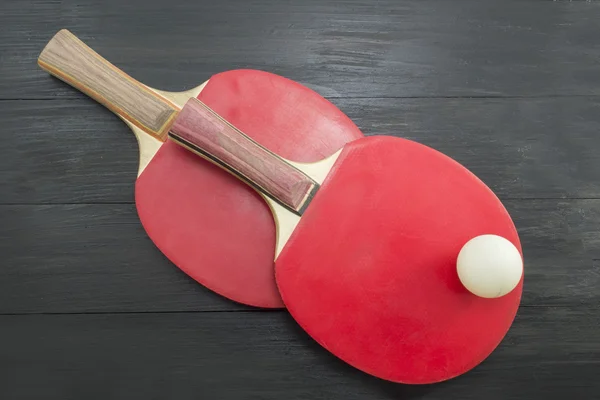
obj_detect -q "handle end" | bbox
[38,29,74,70]
[37,29,178,141]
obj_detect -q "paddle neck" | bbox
[38,29,179,141]
[169,98,320,215]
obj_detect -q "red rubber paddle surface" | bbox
[135,70,363,308]
[276,136,523,384]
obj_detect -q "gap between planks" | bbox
[0,304,587,317]
[4,93,600,101]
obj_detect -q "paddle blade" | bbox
[276,136,522,383]
[135,70,363,308]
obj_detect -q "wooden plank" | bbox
[346,97,600,200]
[0,101,138,204]
[1,199,598,313]
[0,307,598,399]
[3,0,600,99]
[0,204,239,313]
[3,96,600,205]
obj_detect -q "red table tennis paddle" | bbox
[38,29,363,308]
[169,98,524,383]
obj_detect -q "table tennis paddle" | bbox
[37,29,363,308]
[168,98,524,383]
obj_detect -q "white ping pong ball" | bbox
[457,234,523,299]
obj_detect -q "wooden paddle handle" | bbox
[169,98,319,215]
[38,29,178,140]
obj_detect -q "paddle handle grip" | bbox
[169,98,319,214]
[38,29,178,140]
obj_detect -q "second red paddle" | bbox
[169,98,524,383]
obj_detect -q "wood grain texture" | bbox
[2,0,600,397]
[2,97,600,205]
[170,98,318,214]
[0,308,598,400]
[128,82,209,175]
[4,0,600,100]
[0,204,237,314]
[38,29,178,140]
[1,199,599,314]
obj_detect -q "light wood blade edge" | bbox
[132,80,209,176]
[272,149,343,259]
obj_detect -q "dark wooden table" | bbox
[2,0,599,398]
